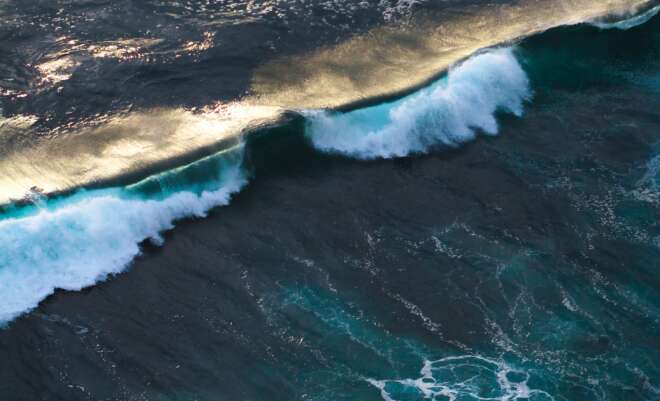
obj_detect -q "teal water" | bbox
[1,10,659,401]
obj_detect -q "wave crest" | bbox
[306,48,531,159]
[0,154,246,324]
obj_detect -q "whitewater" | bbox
[0,6,656,326]
[306,48,530,159]
[0,47,529,325]
[0,155,247,324]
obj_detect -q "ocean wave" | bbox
[0,104,281,205]
[251,0,652,110]
[305,48,531,159]
[3,1,654,204]
[1,6,659,326]
[0,152,247,325]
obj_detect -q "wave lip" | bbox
[0,153,247,325]
[592,3,660,29]
[306,48,531,159]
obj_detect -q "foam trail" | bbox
[306,48,531,159]
[0,155,247,325]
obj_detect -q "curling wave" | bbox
[306,48,531,159]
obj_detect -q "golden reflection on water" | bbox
[0,104,283,204]
[0,0,652,204]
[248,0,652,109]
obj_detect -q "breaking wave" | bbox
[305,48,531,159]
[1,7,658,326]
[0,150,246,324]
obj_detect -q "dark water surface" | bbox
[1,2,660,401]
[0,0,422,122]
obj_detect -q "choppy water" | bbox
[1,1,659,401]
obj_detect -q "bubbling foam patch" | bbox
[367,355,555,401]
[305,48,531,159]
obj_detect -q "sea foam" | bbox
[367,355,556,401]
[592,4,660,30]
[306,48,532,159]
[0,157,247,325]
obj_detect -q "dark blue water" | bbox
[1,2,659,401]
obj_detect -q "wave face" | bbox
[0,152,246,324]
[250,0,652,110]
[0,105,280,205]
[306,49,531,159]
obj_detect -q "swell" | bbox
[0,10,659,325]
[0,0,656,205]
[302,3,660,160]
[0,105,284,206]
[249,0,656,110]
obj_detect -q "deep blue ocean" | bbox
[0,1,659,401]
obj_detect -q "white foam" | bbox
[382,0,424,22]
[592,4,660,30]
[306,48,531,159]
[632,153,660,204]
[367,355,556,401]
[0,162,247,325]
